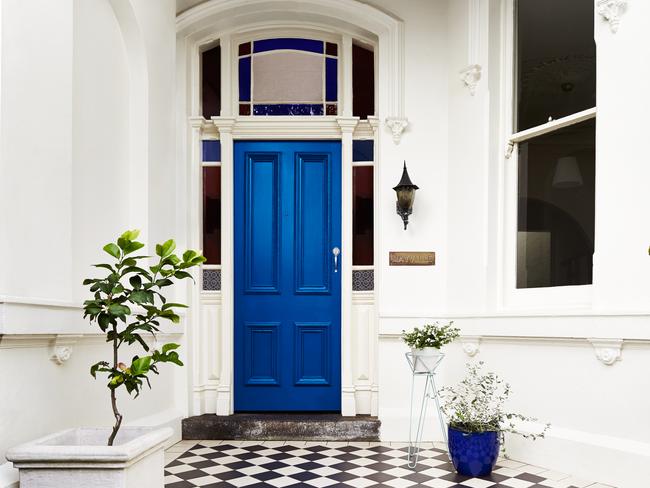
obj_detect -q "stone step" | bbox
[182,413,381,442]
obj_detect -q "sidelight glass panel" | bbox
[203,166,221,265]
[352,43,375,119]
[516,0,596,131]
[353,166,374,265]
[202,45,221,118]
[353,140,373,162]
[517,119,595,288]
[202,140,221,162]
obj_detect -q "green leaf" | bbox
[93,263,115,272]
[162,343,180,353]
[131,356,152,375]
[161,239,176,257]
[182,250,197,262]
[161,302,188,310]
[123,241,145,255]
[174,271,193,280]
[103,243,121,259]
[108,303,130,317]
[129,290,151,304]
[129,275,142,289]
[120,229,140,241]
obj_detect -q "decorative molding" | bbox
[597,0,628,33]
[588,338,623,365]
[505,140,515,159]
[49,335,83,365]
[336,116,360,133]
[459,64,482,96]
[385,117,408,144]
[189,116,207,129]
[460,335,481,357]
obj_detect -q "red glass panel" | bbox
[202,45,221,118]
[239,104,251,115]
[238,42,251,56]
[203,167,221,264]
[353,166,374,265]
[352,44,374,119]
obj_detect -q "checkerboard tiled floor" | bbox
[165,441,614,488]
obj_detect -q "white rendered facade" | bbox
[1,1,649,487]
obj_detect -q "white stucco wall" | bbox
[0,0,182,484]
[1,1,649,487]
[373,2,650,488]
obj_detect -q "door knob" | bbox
[332,247,340,273]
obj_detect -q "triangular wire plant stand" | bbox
[405,351,451,468]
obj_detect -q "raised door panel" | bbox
[295,153,331,294]
[294,322,331,385]
[245,322,280,385]
[245,153,280,293]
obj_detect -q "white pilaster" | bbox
[337,116,359,416]
[212,116,236,415]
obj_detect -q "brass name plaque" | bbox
[389,252,436,266]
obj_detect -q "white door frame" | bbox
[177,0,405,417]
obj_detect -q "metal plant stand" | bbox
[405,352,450,468]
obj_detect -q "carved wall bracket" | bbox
[597,0,628,33]
[459,64,482,96]
[385,117,409,144]
[460,335,481,357]
[49,335,83,365]
[588,338,623,365]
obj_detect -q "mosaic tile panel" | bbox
[202,269,221,291]
[352,269,374,291]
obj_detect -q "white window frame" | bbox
[499,0,597,312]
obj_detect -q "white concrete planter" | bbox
[411,347,444,373]
[5,427,171,488]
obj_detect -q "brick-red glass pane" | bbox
[203,167,221,264]
[353,166,374,265]
[202,45,221,118]
[352,44,374,119]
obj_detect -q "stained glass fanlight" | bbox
[238,38,338,116]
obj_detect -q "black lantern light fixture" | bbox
[393,161,419,230]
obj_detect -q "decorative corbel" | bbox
[460,336,481,357]
[588,338,623,365]
[597,0,628,33]
[49,335,82,365]
[505,140,515,159]
[459,64,482,96]
[385,117,409,144]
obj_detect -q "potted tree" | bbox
[440,362,549,477]
[402,322,460,372]
[6,230,205,488]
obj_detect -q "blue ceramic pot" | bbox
[448,425,500,477]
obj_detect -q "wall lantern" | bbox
[393,161,419,230]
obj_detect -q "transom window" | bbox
[513,0,596,290]
[238,37,338,116]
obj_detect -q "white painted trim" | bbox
[497,1,598,312]
[377,314,650,341]
[508,107,597,145]
[178,2,396,417]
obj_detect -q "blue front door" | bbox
[234,141,342,411]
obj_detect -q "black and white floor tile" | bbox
[164,441,613,488]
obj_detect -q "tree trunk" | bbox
[107,327,122,446]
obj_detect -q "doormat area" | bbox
[165,441,606,488]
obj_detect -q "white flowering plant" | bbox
[439,362,549,448]
[402,321,460,350]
